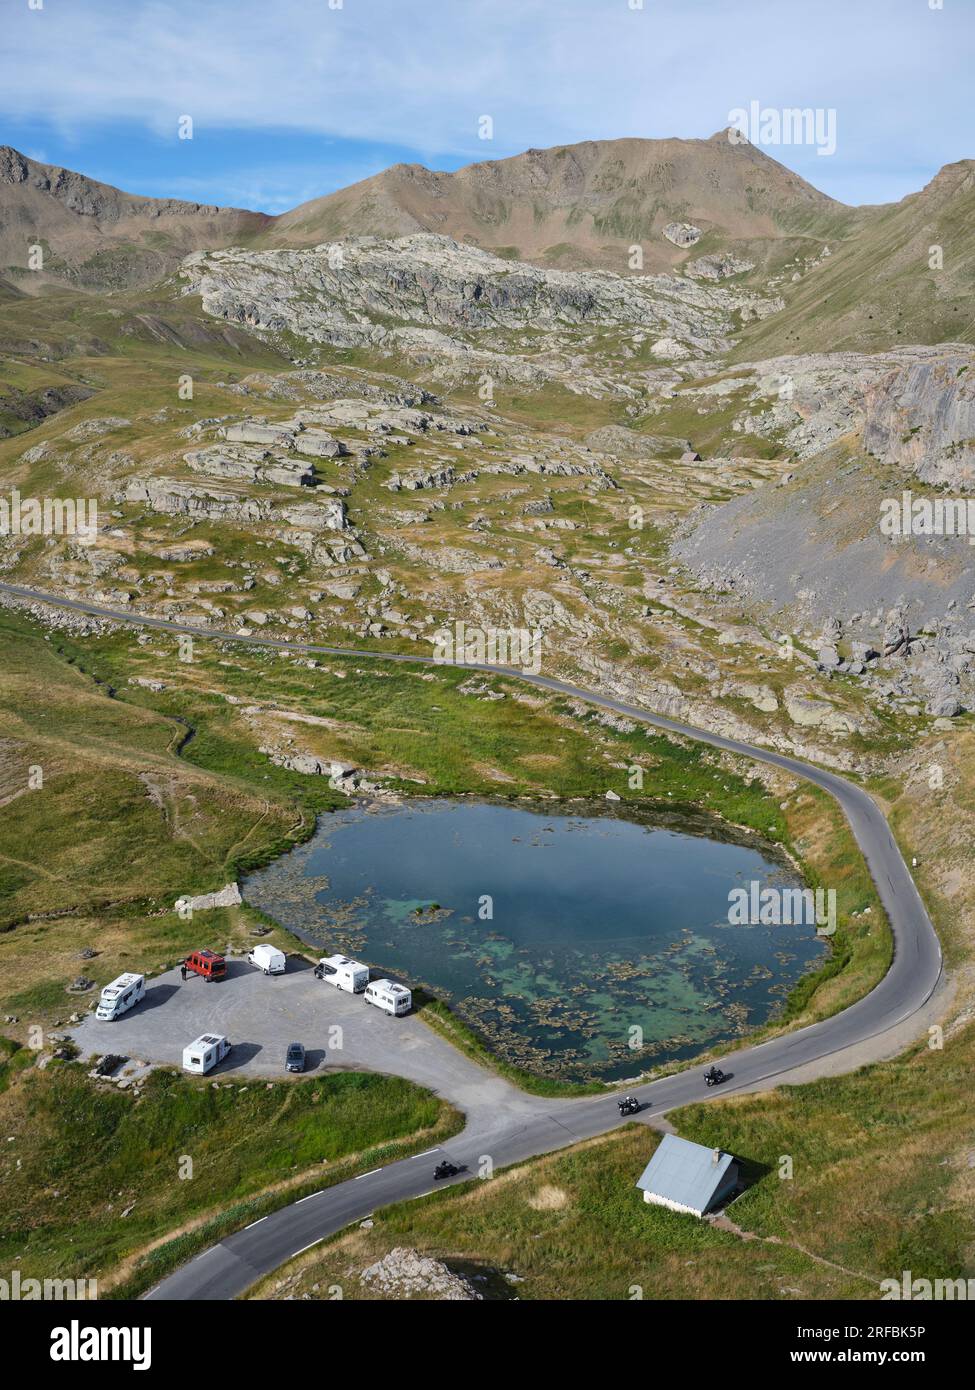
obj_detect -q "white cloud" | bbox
[2,0,972,203]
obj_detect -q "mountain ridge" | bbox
[262,132,863,272]
[2,136,974,355]
[0,134,884,294]
[0,144,270,292]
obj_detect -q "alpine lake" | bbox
[243,798,824,1084]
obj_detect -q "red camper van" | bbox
[183,949,226,982]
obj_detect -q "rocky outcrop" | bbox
[862,351,975,487]
[585,425,693,458]
[184,445,316,488]
[180,233,782,360]
[386,464,459,492]
[223,419,348,459]
[359,1248,483,1301]
[685,253,755,280]
[784,691,861,734]
[663,222,703,247]
[119,477,346,531]
[174,883,242,912]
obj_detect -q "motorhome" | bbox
[314,954,369,993]
[182,1034,231,1074]
[364,979,412,1016]
[247,944,286,975]
[95,973,146,1022]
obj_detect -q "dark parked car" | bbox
[285,1041,305,1074]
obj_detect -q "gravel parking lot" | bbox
[69,955,541,1130]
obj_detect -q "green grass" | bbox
[246,1013,975,1302]
[672,1029,975,1282]
[247,1124,876,1301]
[0,1058,460,1292]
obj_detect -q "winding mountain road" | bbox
[0,581,944,1300]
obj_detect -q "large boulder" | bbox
[663,222,703,248]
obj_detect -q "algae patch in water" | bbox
[244,799,823,1083]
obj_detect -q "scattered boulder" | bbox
[663,222,703,248]
[926,693,964,718]
[359,1248,483,1301]
[685,253,755,281]
[174,883,242,912]
[92,1054,127,1077]
[785,692,858,734]
[850,640,879,662]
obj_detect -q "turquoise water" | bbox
[243,799,823,1082]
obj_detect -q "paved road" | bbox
[0,582,944,1300]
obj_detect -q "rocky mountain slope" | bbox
[735,158,975,357]
[5,132,974,357]
[260,132,860,274]
[0,146,270,292]
[672,345,975,717]
[4,135,975,760]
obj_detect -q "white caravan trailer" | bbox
[364,979,412,1016]
[182,1033,231,1075]
[316,954,369,993]
[247,944,286,975]
[95,973,146,1022]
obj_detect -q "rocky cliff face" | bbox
[863,353,975,487]
[673,344,975,715]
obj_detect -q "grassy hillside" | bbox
[0,1050,458,1293]
[736,159,975,357]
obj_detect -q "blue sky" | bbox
[2,0,972,213]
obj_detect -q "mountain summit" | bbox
[262,134,858,273]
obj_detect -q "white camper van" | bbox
[247,944,286,975]
[315,954,369,994]
[182,1034,231,1075]
[364,979,412,1017]
[95,973,146,1022]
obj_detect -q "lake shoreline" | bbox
[243,793,824,1085]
